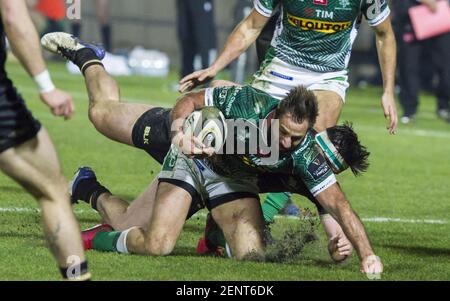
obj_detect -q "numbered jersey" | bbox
[254,0,391,72]
[202,85,336,196]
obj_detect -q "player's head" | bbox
[315,122,370,176]
[275,86,318,152]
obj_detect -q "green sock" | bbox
[92,231,121,252]
[207,227,227,249]
[262,192,291,223]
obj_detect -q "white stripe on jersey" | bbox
[368,6,390,27]
[254,0,273,17]
[204,88,215,107]
[310,174,337,196]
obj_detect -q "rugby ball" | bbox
[183,107,227,153]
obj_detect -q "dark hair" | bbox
[276,86,318,127]
[327,122,370,176]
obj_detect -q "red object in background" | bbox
[409,0,450,40]
[313,0,327,6]
[36,0,66,21]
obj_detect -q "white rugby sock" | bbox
[116,227,136,254]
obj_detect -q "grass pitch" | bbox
[0,61,449,281]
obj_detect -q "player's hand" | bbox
[381,92,397,135]
[328,233,353,262]
[40,89,75,120]
[421,0,438,12]
[172,131,216,159]
[360,255,383,279]
[178,67,218,93]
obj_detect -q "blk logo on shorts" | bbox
[313,0,327,6]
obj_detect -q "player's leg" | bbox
[89,182,193,256]
[70,166,158,231]
[0,129,89,279]
[83,65,154,145]
[97,180,158,231]
[41,33,155,146]
[311,90,343,132]
[211,197,265,260]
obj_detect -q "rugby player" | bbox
[0,0,89,280]
[179,0,398,241]
[41,33,381,275]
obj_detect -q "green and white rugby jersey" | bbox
[254,0,391,72]
[202,85,336,196]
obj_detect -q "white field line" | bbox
[0,207,447,225]
[356,124,450,139]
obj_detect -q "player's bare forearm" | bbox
[374,18,396,95]
[211,9,268,73]
[316,184,375,261]
[374,17,398,133]
[0,0,46,77]
[170,90,206,136]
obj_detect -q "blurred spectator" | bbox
[72,0,112,52]
[176,0,217,78]
[34,0,66,34]
[392,0,450,124]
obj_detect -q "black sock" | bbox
[72,23,81,37]
[101,24,112,52]
[60,261,91,281]
[89,186,110,211]
[75,178,110,210]
[72,48,104,75]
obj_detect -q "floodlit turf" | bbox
[0,60,449,281]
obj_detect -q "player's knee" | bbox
[35,174,68,202]
[144,237,175,256]
[235,247,264,261]
[88,103,108,127]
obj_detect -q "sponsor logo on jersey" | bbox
[307,155,329,180]
[287,13,351,33]
[336,0,352,11]
[316,9,334,19]
[269,70,294,81]
[313,0,327,6]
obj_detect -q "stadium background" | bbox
[0,0,448,281]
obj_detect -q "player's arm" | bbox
[373,17,398,135]
[179,9,269,92]
[170,90,215,157]
[315,183,383,277]
[0,0,74,118]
